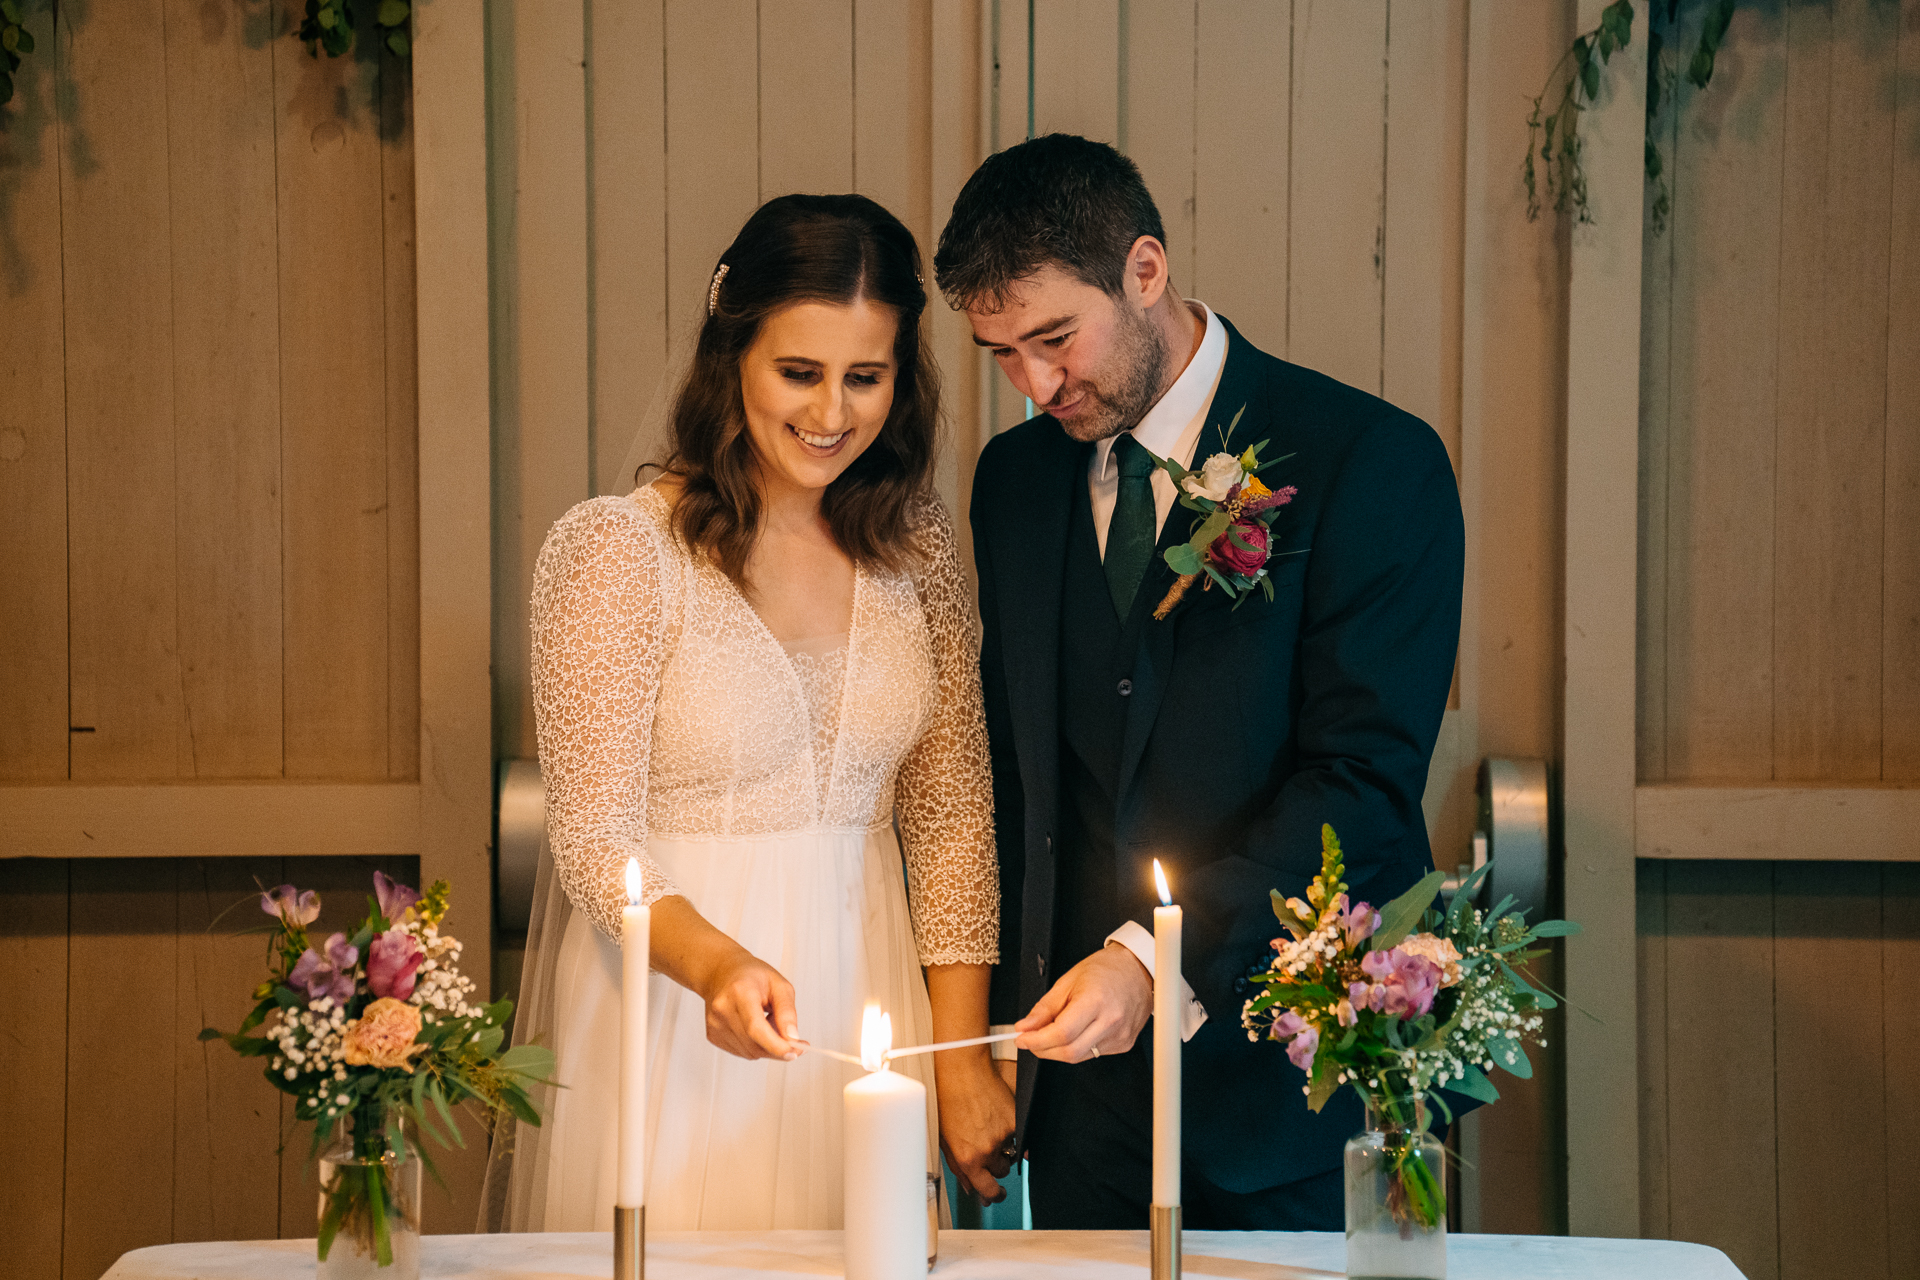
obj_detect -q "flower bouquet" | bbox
[1242,826,1576,1275]
[202,873,553,1276]
[1145,405,1299,620]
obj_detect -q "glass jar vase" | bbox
[317,1102,422,1280]
[1343,1095,1446,1280]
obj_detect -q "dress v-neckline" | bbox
[724,561,864,817]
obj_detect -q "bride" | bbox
[494,194,1015,1231]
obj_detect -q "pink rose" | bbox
[342,997,427,1071]
[367,929,425,1000]
[1207,519,1269,577]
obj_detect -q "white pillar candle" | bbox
[617,859,650,1209]
[843,1004,927,1280]
[1152,859,1182,1208]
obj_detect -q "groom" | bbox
[934,135,1463,1228]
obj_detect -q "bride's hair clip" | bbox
[707,263,730,317]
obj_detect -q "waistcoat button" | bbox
[1117,678,1133,696]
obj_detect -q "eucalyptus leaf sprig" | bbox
[1525,0,1738,234]
[300,0,414,59]
[1,0,36,106]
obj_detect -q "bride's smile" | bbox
[739,297,898,494]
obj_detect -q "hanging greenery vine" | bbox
[300,0,413,60]
[1,1,34,105]
[0,0,410,104]
[1525,0,1738,233]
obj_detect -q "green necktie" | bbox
[1105,434,1156,618]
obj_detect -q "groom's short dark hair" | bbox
[934,133,1165,313]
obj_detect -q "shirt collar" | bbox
[1093,301,1228,480]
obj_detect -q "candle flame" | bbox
[858,1002,893,1072]
[1153,858,1171,907]
[624,857,643,906]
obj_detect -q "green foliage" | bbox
[0,0,31,106]
[295,0,413,62]
[1525,0,1746,233]
[1369,870,1447,953]
[1270,888,1315,939]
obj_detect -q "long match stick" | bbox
[805,1046,866,1068]
[882,1031,1021,1061]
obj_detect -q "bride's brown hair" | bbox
[661,193,942,585]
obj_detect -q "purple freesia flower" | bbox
[374,870,420,923]
[367,929,425,1000]
[1285,1025,1320,1072]
[1340,898,1381,944]
[260,884,321,928]
[1269,1011,1319,1072]
[1272,1011,1309,1039]
[289,932,359,1005]
[1351,948,1442,1019]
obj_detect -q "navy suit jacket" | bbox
[970,318,1464,1193]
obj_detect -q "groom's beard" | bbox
[1049,303,1171,443]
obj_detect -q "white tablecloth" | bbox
[101,1228,1746,1279]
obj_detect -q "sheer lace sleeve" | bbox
[895,496,1000,966]
[531,496,681,940]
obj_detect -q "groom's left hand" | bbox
[1014,942,1152,1063]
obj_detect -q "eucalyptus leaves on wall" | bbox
[1525,0,1739,232]
[0,0,411,105]
[302,0,414,59]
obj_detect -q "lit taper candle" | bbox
[615,858,649,1280]
[1151,859,1182,1279]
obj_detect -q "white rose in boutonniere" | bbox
[1181,451,1246,502]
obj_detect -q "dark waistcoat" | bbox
[1056,473,1159,966]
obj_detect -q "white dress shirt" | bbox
[990,302,1225,1058]
[1089,301,1230,558]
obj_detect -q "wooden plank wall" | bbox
[0,855,437,1280]
[1637,2,1920,1274]
[0,0,418,786]
[1638,860,1920,1280]
[1639,0,1919,790]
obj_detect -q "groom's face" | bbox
[966,264,1168,444]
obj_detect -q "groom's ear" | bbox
[1123,235,1173,312]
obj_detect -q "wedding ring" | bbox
[1088,1045,1101,1059]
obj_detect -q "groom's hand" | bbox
[1014,942,1152,1063]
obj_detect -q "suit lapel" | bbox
[1115,325,1276,804]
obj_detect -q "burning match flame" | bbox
[858,1002,892,1072]
[1153,858,1171,907]
[625,857,643,905]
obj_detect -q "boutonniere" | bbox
[1146,405,1300,621]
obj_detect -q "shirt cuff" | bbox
[988,1024,1019,1061]
[1105,920,1209,1042]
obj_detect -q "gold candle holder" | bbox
[614,1205,645,1280]
[1150,1203,1181,1280]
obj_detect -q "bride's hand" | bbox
[935,1049,1017,1204]
[697,948,802,1061]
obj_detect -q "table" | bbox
[102,1229,1746,1279]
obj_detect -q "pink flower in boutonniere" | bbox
[1145,406,1301,620]
[1207,518,1270,577]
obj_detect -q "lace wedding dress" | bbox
[494,483,998,1232]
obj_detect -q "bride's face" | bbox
[738,297,898,498]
